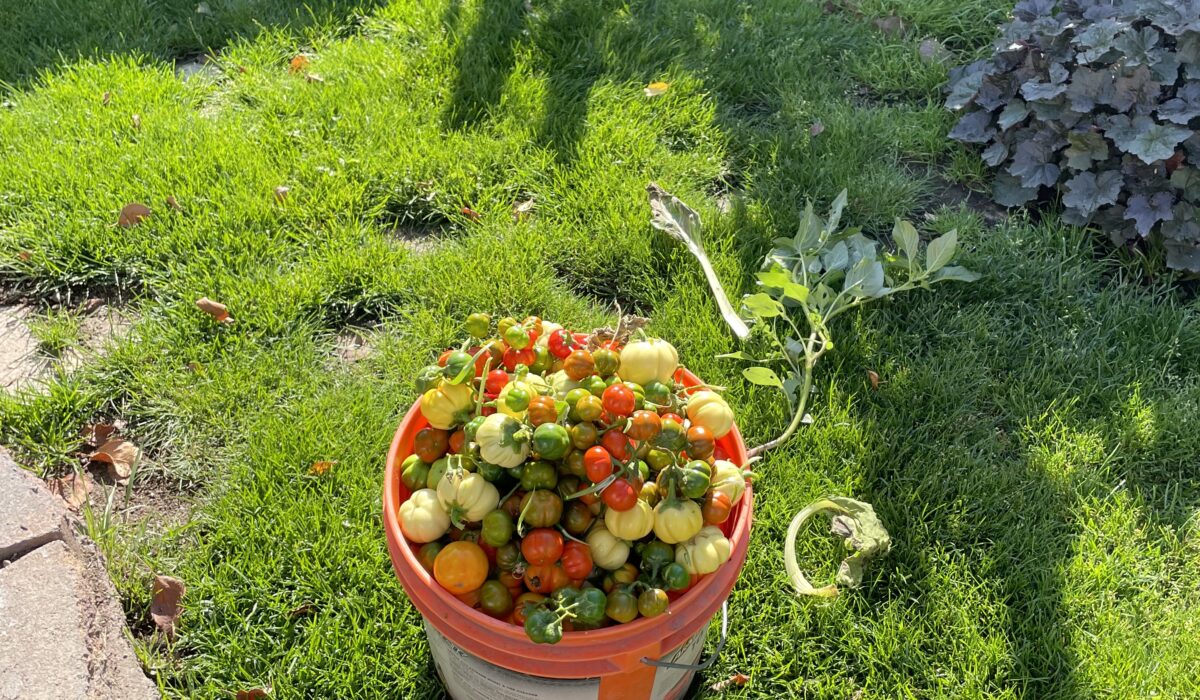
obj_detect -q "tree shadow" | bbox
[442,0,529,130]
[0,0,384,90]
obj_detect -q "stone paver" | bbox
[0,452,159,699]
[0,448,69,561]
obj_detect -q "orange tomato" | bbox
[434,541,489,594]
[447,428,466,454]
[523,563,571,594]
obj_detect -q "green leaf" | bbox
[893,219,919,261]
[743,366,785,390]
[823,241,850,272]
[844,258,885,298]
[925,230,958,274]
[795,202,823,250]
[742,292,783,318]
[826,189,848,232]
[783,281,809,303]
[716,351,760,361]
[931,266,980,283]
[756,268,791,289]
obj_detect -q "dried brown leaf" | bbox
[47,473,92,510]
[511,198,536,221]
[166,195,184,212]
[867,369,881,390]
[90,438,140,480]
[82,420,125,447]
[461,206,482,222]
[710,673,750,691]
[289,55,310,73]
[102,91,112,105]
[309,460,336,476]
[118,203,151,228]
[236,689,270,700]
[151,575,185,637]
[196,297,233,324]
[288,603,316,618]
[1165,150,1185,174]
[17,250,31,261]
[304,73,325,83]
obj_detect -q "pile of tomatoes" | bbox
[397,314,751,644]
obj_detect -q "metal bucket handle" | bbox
[639,601,728,671]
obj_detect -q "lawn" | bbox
[2,0,1199,698]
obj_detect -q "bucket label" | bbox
[424,620,601,700]
[649,627,708,698]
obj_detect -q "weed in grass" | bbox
[26,308,83,357]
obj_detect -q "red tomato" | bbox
[625,410,661,441]
[702,490,733,524]
[437,349,454,367]
[602,383,636,417]
[485,369,509,395]
[660,412,685,424]
[448,428,466,455]
[560,541,593,579]
[584,446,614,483]
[503,347,536,371]
[600,430,631,461]
[524,563,570,594]
[602,478,639,511]
[414,427,449,462]
[547,329,576,359]
[520,528,564,566]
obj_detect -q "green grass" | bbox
[26,307,84,356]
[1,0,1199,698]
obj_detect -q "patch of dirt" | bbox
[922,171,1008,226]
[0,302,135,393]
[331,329,374,365]
[174,55,221,81]
[388,225,442,253]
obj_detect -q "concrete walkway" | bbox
[0,449,159,700]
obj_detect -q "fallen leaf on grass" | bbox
[289,54,311,73]
[196,297,234,324]
[873,15,907,37]
[131,113,141,131]
[17,250,31,261]
[867,369,881,390]
[304,73,325,83]
[151,575,185,637]
[118,203,151,227]
[644,81,669,97]
[82,420,125,447]
[195,2,212,15]
[102,91,112,105]
[918,38,951,64]
[309,460,336,476]
[1165,150,1185,174]
[710,673,750,691]
[511,198,536,221]
[90,439,140,480]
[47,473,92,510]
[236,689,270,700]
[810,121,825,136]
[288,603,316,618]
[274,185,290,202]
[461,206,482,222]
[166,195,184,212]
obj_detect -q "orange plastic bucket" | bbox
[383,368,753,700]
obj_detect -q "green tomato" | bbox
[605,589,638,623]
[643,380,671,406]
[480,580,514,618]
[463,415,487,443]
[477,461,505,482]
[575,395,603,422]
[525,608,563,644]
[400,454,430,493]
[504,324,532,349]
[496,542,521,572]
[575,588,608,625]
[426,457,450,489]
[605,375,622,387]
[662,562,690,591]
[564,388,591,409]
[532,423,571,461]
[636,460,650,481]
[584,375,608,397]
[654,418,687,452]
[623,382,646,410]
[593,348,620,377]
[646,448,673,472]
[680,460,712,500]
[415,364,444,394]
[521,460,559,491]
[443,351,475,380]
[637,588,669,618]
[640,540,674,572]
[505,385,532,412]
[530,345,552,374]
[465,313,491,339]
[481,509,515,547]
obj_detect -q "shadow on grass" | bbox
[0,0,382,90]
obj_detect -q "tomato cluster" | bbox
[399,315,751,643]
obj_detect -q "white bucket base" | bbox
[424,618,708,700]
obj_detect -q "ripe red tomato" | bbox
[560,541,594,579]
[702,490,733,524]
[414,427,449,462]
[503,347,536,371]
[602,383,636,417]
[600,430,631,461]
[660,412,684,424]
[437,349,454,367]
[584,446,614,483]
[524,563,570,594]
[520,528,564,566]
[447,428,466,454]
[485,369,509,395]
[547,329,576,359]
[602,478,639,511]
